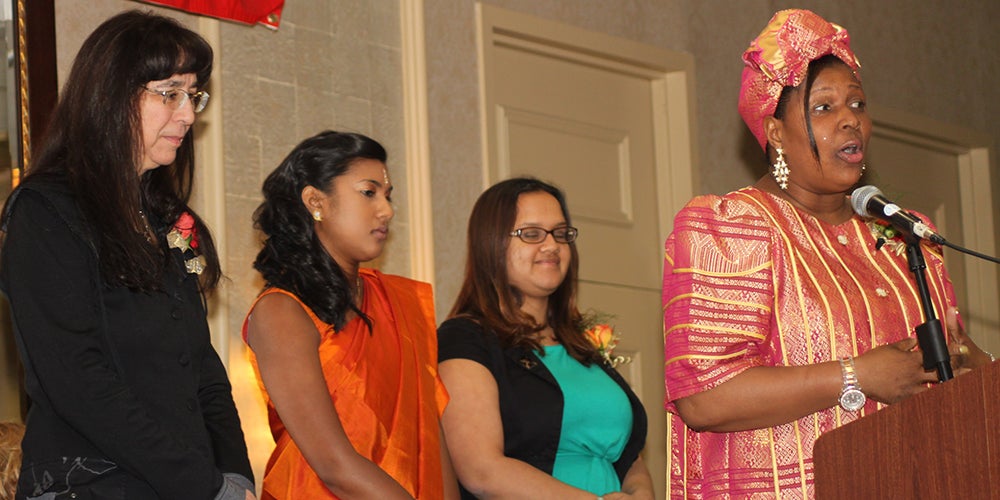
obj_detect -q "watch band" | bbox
[838,355,866,411]
[840,356,859,387]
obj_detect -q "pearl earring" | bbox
[312,210,322,222]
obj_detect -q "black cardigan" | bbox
[438,316,647,498]
[0,177,252,499]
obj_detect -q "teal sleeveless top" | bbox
[537,344,632,495]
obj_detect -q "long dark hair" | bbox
[253,131,388,331]
[448,177,598,363]
[24,10,219,291]
[768,54,853,162]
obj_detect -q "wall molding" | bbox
[400,0,435,285]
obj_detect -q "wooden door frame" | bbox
[475,4,698,497]
[871,105,999,353]
[476,3,697,248]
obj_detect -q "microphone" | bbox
[850,185,945,244]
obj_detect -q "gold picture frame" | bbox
[12,0,56,184]
[2,0,56,421]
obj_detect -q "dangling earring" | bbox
[312,210,323,222]
[772,147,790,190]
[861,162,867,172]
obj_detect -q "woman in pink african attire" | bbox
[661,9,995,498]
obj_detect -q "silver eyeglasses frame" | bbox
[142,87,210,113]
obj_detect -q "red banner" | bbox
[138,0,285,29]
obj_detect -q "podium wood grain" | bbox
[814,360,1000,498]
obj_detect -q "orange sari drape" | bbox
[244,269,447,499]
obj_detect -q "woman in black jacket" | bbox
[0,11,253,499]
[438,177,653,500]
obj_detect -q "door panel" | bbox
[867,112,999,353]
[866,137,968,310]
[480,5,697,498]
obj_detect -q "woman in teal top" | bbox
[438,177,653,499]
[539,344,633,493]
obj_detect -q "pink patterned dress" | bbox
[662,187,957,498]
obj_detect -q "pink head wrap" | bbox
[738,9,861,150]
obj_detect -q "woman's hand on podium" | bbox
[854,338,938,405]
[946,306,993,371]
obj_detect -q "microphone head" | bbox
[850,185,882,217]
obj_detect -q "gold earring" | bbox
[312,210,322,222]
[772,147,789,190]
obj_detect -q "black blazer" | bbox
[0,177,252,499]
[438,316,647,499]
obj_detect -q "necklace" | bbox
[138,209,154,243]
[355,275,364,304]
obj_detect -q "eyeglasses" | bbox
[142,87,210,113]
[509,226,578,244]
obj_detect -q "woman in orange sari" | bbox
[243,131,458,499]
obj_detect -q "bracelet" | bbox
[988,351,996,363]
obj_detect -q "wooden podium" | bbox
[814,360,1000,498]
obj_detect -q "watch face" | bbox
[840,389,866,411]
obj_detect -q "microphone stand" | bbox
[904,234,953,382]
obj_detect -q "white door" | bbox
[479,5,697,498]
[866,108,999,355]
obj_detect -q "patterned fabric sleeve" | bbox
[662,194,777,411]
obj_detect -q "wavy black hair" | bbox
[24,10,219,291]
[253,131,388,331]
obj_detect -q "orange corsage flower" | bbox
[582,311,631,368]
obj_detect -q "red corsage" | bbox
[167,212,206,274]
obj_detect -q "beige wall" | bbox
[425,0,1000,320]
[2,0,998,480]
[216,0,411,356]
[48,0,409,338]
[36,0,1000,371]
